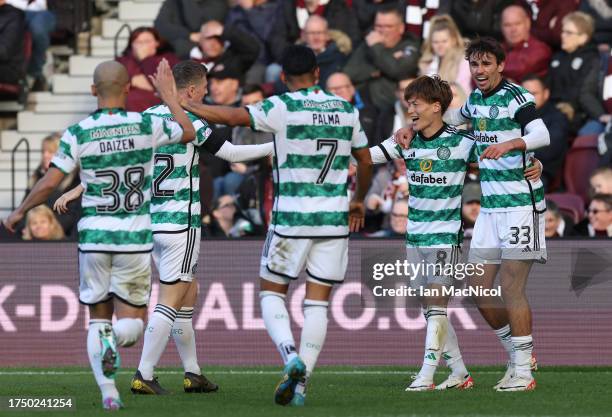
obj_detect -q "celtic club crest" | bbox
[437,146,451,160]
[489,105,499,119]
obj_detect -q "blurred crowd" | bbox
[1,0,611,240]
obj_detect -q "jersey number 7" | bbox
[316,139,338,184]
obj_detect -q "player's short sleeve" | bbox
[50,127,78,174]
[192,118,213,147]
[246,96,284,133]
[351,109,368,150]
[460,100,471,120]
[507,87,537,126]
[149,113,183,148]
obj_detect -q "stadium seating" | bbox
[563,135,600,206]
[0,1,162,218]
[545,192,585,223]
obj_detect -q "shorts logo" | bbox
[191,263,198,275]
[489,105,499,119]
[478,118,487,131]
[419,159,433,172]
[437,146,451,160]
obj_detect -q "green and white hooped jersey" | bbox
[246,86,368,238]
[460,79,546,213]
[377,125,477,247]
[51,108,184,253]
[143,105,212,233]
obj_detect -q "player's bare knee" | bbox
[305,280,332,302]
[259,277,289,295]
[158,281,192,310]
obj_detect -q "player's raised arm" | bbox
[150,59,196,143]
[183,99,251,127]
[3,167,65,232]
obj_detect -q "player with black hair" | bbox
[183,45,373,406]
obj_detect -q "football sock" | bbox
[420,307,448,381]
[173,307,201,375]
[260,291,297,364]
[512,335,534,379]
[138,304,177,380]
[299,299,329,374]
[494,324,514,368]
[87,320,119,400]
[113,318,144,347]
[443,321,469,377]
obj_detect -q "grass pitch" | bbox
[0,366,610,417]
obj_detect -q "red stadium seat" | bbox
[545,192,585,223]
[563,135,599,206]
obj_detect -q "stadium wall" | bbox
[0,240,610,367]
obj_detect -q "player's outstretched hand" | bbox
[393,126,414,149]
[2,210,24,233]
[54,184,84,214]
[149,59,177,104]
[349,200,365,232]
[524,157,543,181]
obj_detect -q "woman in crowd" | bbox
[418,15,471,96]
[116,27,179,111]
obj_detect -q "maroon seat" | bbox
[545,192,585,223]
[563,135,599,206]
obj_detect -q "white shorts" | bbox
[260,231,348,286]
[468,211,547,264]
[153,228,200,284]
[78,252,151,307]
[406,245,462,289]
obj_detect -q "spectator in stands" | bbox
[418,15,471,96]
[190,20,260,85]
[7,0,55,91]
[205,194,254,237]
[573,193,612,237]
[579,0,612,48]
[302,15,349,89]
[202,63,246,199]
[326,71,379,144]
[344,8,420,117]
[549,11,611,136]
[154,0,228,59]
[521,74,569,190]
[400,0,452,40]
[352,0,400,37]
[590,167,612,196]
[116,27,179,112]
[544,200,574,238]
[392,77,415,134]
[519,0,578,49]
[225,0,278,85]
[461,182,481,238]
[269,0,360,65]
[24,133,80,237]
[501,4,551,82]
[22,204,65,241]
[450,0,514,41]
[0,0,25,88]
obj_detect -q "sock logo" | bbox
[305,342,321,351]
[425,353,437,361]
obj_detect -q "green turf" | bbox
[1,366,610,417]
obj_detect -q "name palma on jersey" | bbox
[312,113,340,125]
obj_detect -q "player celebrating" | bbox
[397,37,550,391]
[134,61,274,394]
[183,45,373,406]
[375,75,543,391]
[55,60,275,395]
[2,60,196,409]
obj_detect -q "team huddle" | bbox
[3,37,550,410]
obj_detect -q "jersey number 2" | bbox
[152,154,175,197]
